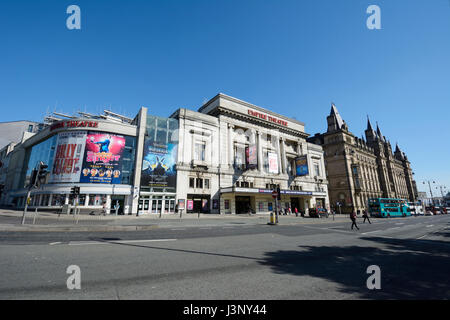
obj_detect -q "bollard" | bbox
[267,211,276,225]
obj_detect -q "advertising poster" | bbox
[245,145,257,169]
[295,155,309,176]
[80,132,126,184]
[141,141,178,190]
[178,199,185,210]
[268,152,278,174]
[50,131,87,183]
[187,200,194,211]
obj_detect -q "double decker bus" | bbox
[368,198,410,218]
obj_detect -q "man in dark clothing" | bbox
[362,209,371,224]
[350,211,359,230]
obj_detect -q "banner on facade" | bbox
[141,141,177,189]
[295,155,309,176]
[50,131,87,183]
[245,145,257,169]
[80,132,126,184]
[268,152,278,174]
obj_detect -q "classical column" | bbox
[276,137,282,175]
[257,130,263,172]
[228,124,234,168]
[280,137,287,174]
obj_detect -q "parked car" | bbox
[309,208,329,218]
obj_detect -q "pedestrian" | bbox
[350,211,359,230]
[362,209,371,224]
[294,207,298,217]
[102,202,107,216]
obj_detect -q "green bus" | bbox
[368,198,410,218]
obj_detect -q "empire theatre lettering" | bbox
[50,121,98,132]
[247,109,288,127]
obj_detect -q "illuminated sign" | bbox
[247,110,288,127]
[50,121,99,132]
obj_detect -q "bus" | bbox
[368,198,410,218]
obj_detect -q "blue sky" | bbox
[0,0,449,195]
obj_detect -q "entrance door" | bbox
[236,196,251,214]
[111,196,125,214]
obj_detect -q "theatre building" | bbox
[1,93,329,215]
[171,93,329,214]
[2,113,139,214]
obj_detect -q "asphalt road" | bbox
[0,214,449,299]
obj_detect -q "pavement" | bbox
[0,208,348,232]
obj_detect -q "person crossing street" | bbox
[350,210,359,230]
[362,209,371,224]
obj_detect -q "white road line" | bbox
[361,230,381,235]
[68,239,177,246]
[171,228,186,231]
[49,242,62,245]
[417,235,427,239]
[426,225,434,228]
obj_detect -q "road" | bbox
[0,214,449,299]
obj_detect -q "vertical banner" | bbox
[268,152,278,174]
[50,131,87,183]
[80,132,126,184]
[295,155,309,176]
[245,145,257,169]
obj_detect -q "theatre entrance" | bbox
[236,196,251,214]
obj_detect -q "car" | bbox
[309,208,329,218]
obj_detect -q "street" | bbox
[0,214,449,300]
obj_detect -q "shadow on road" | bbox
[258,235,450,299]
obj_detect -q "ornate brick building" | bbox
[308,104,417,213]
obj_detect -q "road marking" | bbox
[68,239,177,246]
[426,225,434,228]
[49,242,62,245]
[417,235,427,239]
[199,227,212,230]
[361,230,381,235]
[170,228,186,231]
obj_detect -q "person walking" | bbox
[350,210,359,230]
[294,207,298,217]
[362,209,371,224]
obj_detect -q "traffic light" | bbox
[37,161,48,184]
[29,169,38,188]
[70,186,80,195]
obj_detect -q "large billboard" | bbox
[141,141,177,189]
[49,131,87,183]
[80,132,126,184]
[295,155,309,176]
[268,152,278,174]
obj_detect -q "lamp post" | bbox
[435,185,447,206]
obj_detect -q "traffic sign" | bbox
[272,190,277,198]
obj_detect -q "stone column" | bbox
[257,131,263,172]
[280,137,287,174]
[228,124,234,168]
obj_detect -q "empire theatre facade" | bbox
[172,94,329,215]
[3,93,329,215]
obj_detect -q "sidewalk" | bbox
[0,209,348,232]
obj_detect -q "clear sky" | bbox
[0,0,449,196]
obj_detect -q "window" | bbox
[196,178,203,189]
[189,177,195,188]
[234,146,245,169]
[314,164,320,177]
[224,200,230,210]
[27,125,34,133]
[194,143,206,161]
[205,179,210,189]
